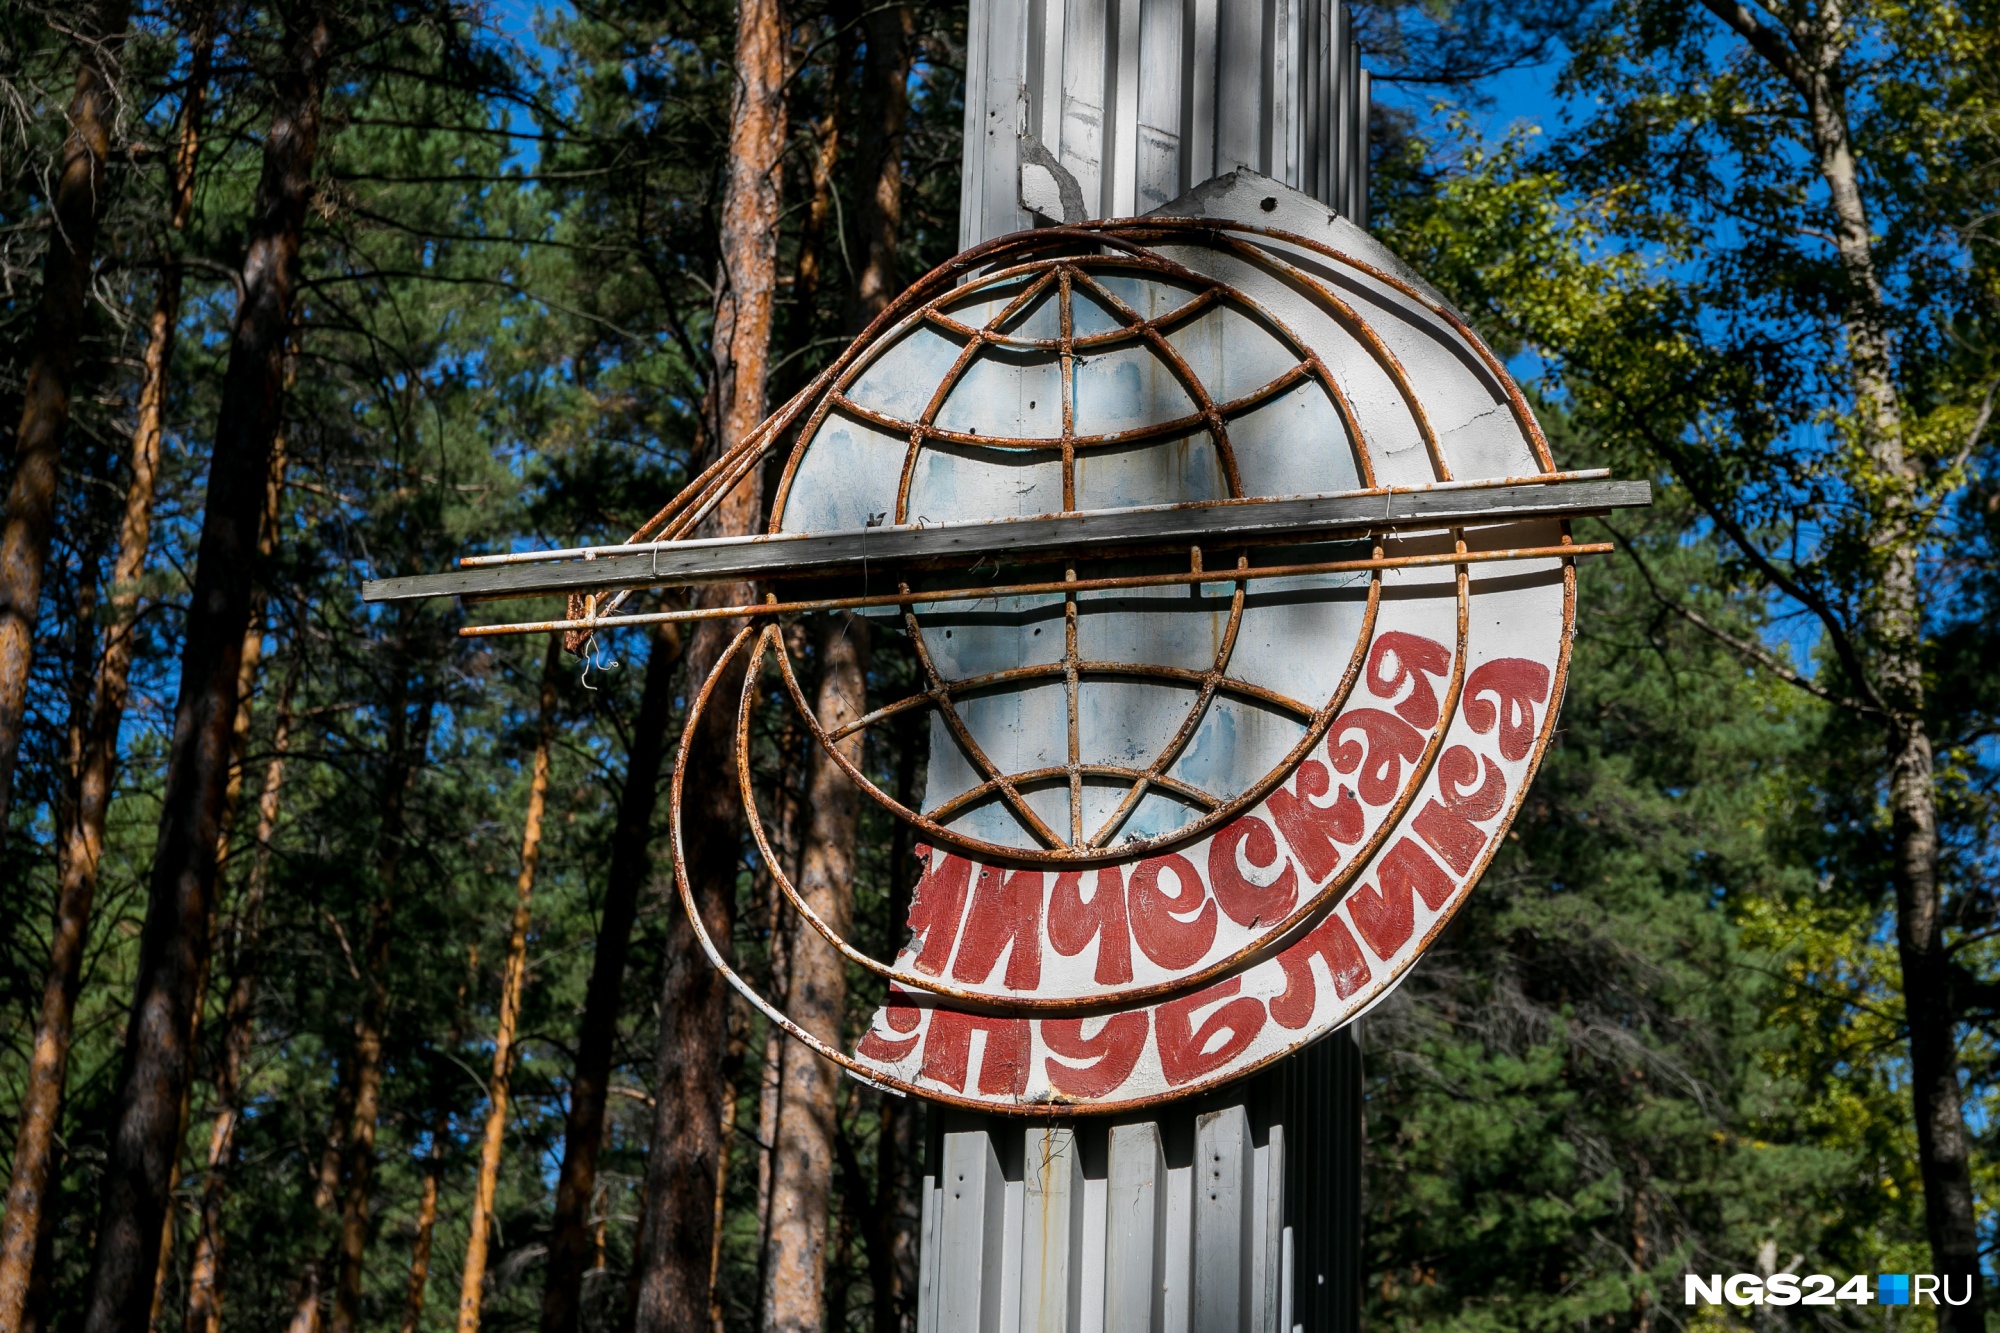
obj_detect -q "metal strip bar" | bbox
[454,540,1608,637]
[364,476,1646,604]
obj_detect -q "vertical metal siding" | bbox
[962,0,1372,245]
[913,1030,1363,1332]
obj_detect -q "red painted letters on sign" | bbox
[1366,631,1452,728]
[1464,658,1551,761]
[1042,1012,1148,1098]
[1208,815,1299,927]
[1329,709,1426,806]
[907,849,972,975]
[1048,867,1133,984]
[1265,759,1364,883]
[952,865,1044,989]
[1129,854,1217,969]
[1269,911,1371,1029]
[1156,977,1268,1085]
[1411,745,1505,875]
[920,1009,1030,1095]
[1345,837,1455,959]
[856,988,923,1061]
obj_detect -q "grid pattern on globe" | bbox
[767,243,1383,860]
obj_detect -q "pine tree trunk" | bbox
[284,1057,360,1333]
[541,622,682,1333]
[846,2,912,334]
[399,949,475,1333]
[183,656,296,1333]
[630,0,787,1325]
[759,616,869,1333]
[330,683,431,1333]
[456,637,563,1333]
[77,9,329,1329]
[0,0,132,837]
[0,20,199,1302]
[399,1119,449,1333]
[150,417,286,1332]
[871,715,921,1333]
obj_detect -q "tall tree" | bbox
[77,3,333,1328]
[541,624,682,1333]
[0,9,208,1324]
[631,0,790,1326]
[759,616,868,1333]
[0,0,131,838]
[182,659,297,1333]
[759,6,912,1326]
[1381,0,1999,1318]
[455,636,563,1333]
[329,663,431,1333]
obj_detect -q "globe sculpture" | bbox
[358,191,1647,1115]
[670,202,1612,1113]
[770,239,1376,863]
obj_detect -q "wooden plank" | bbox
[361,477,1650,604]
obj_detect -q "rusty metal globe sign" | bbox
[654,216,1644,1113]
[363,204,1648,1118]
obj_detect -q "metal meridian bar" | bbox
[363,475,1649,606]
[453,540,1610,638]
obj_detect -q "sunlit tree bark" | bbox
[78,6,331,1328]
[455,636,562,1332]
[631,0,789,1324]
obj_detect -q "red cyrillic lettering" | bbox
[1327,709,1426,805]
[1155,977,1267,1085]
[920,1008,1030,1095]
[1268,912,1371,1029]
[1041,1012,1148,1098]
[857,988,923,1061]
[1365,631,1452,727]
[1265,758,1364,884]
[1412,745,1505,874]
[1048,867,1132,984]
[1208,815,1299,927]
[1128,853,1217,970]
[1463,658,1551,761]
[1346,837,1455,959]
[906,850,973,975]
[952,865,1044,989]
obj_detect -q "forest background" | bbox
[0,0,1995,1329]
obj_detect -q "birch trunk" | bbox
[630,0,788,1325]
[78,8,330,1328]
[540,622,682,1333]
[455,637,563,1332]
[0,0,131,836]
[1693,3,1983,1321]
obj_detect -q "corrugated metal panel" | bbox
[918,1030,1361,1332]
[961,0,1373,247]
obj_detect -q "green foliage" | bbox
[0,0,1990,1329]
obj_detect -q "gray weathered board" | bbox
[360,477,1650,605]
